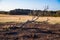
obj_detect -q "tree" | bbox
[43,5,49,16]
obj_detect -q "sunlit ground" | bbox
[0,14,60,24]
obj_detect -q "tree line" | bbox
[0,9,60,17]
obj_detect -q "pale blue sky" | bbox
[0,0,60,11]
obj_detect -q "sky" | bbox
[0,0,60,11]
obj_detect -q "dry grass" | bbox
[0,14,60,24]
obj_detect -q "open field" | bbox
[0,14,60,40]
[0,14,60,24]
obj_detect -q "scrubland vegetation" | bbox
[0,21,60,40]
[0,9,60,40]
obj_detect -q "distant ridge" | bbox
[0,9,60,17]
